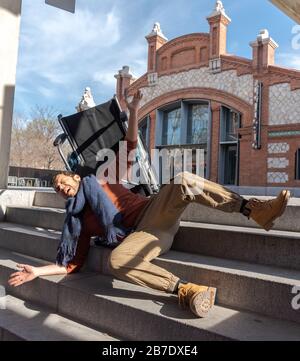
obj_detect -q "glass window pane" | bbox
[141,125,147,141]
[187,104,208,144]
[139,118,148,145]
[162,108,181,145]
[224,145,237,185]
[225,111,239,141]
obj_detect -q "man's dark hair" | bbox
[52,171,76,187]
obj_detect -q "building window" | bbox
[223,145,238,185]
[187,104,209,144]
[295,149,300,180]
[162,107,181,145]
[221,109,240,142]
[156,145,207,184]
[139,117,150,148]
[156,101,210,181]
[219,106,241,185]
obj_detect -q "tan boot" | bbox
[243,190,290,231]
[178,282,217,318]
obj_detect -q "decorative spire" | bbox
[257,29,278,48]
[216,0,224,12]
[207,0,231,22]
[257,29,270,42]
[117,65,131,77]
[250,29,279,69]
[250,29,279,48]
[146,22,168,40]
[76,87,96,112]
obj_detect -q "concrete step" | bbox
[32,189,300,210]
[0,223,60,261]
[0,295,119,341]
[5,206,65,231]
[174,222,300,270]
[153,252,300,324]
[1,219,300,271]
[0,248,299,341]
[33,191,65,209]
[6,198,300,237]
[181,199,300,232]
[8,190,300,231]
[0,223,299,324]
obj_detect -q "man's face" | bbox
[54,174,81,199]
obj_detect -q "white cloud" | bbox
[93,71,116,87]
[37,86,55,98]
[15,0,157,115]
[14,0,207,115]
[17,1,121,88]
[277,52,300,70]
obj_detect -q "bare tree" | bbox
[10,114,27,168]
[10,106,66,170]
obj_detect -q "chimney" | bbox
[250,29,279,70]
[207,1,231,59]
[145,22,168,73]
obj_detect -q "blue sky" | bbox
[14,0,299,118]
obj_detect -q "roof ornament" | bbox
[146,22,168,41]
[207,0,231,21]
[215,0,224,12]
[76,87,96,112]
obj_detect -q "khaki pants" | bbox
[108,171,243,293]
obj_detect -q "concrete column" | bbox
[0,0,22,188]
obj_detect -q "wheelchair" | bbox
[53,95,160,196]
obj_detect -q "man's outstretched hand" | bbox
[8,264,38,287]
[125,89,143,113]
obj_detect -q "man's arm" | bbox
[124,90,143,143]
[8,263,67,287]
[96,90,143,184]
[111,90,143,183]
[8,220,93,287]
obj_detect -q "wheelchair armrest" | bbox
[53,133,68,147]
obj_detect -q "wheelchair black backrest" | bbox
[58,98,126,178]
[56,97,160,196]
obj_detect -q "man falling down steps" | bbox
[8,91,290,318]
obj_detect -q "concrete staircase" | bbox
[0,191,300,341]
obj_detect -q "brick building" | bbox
[115,1,300,188]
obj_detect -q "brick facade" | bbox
[115,1,300,187]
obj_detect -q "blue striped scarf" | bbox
[56,174,131,267]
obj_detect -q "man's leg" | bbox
[153,171,289,231]
[108,227,216,318]
[133,171,245,234]
[108,171,289,317]
[173,171,244,213]
[108,229,180,293]
[108,172,238,317]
